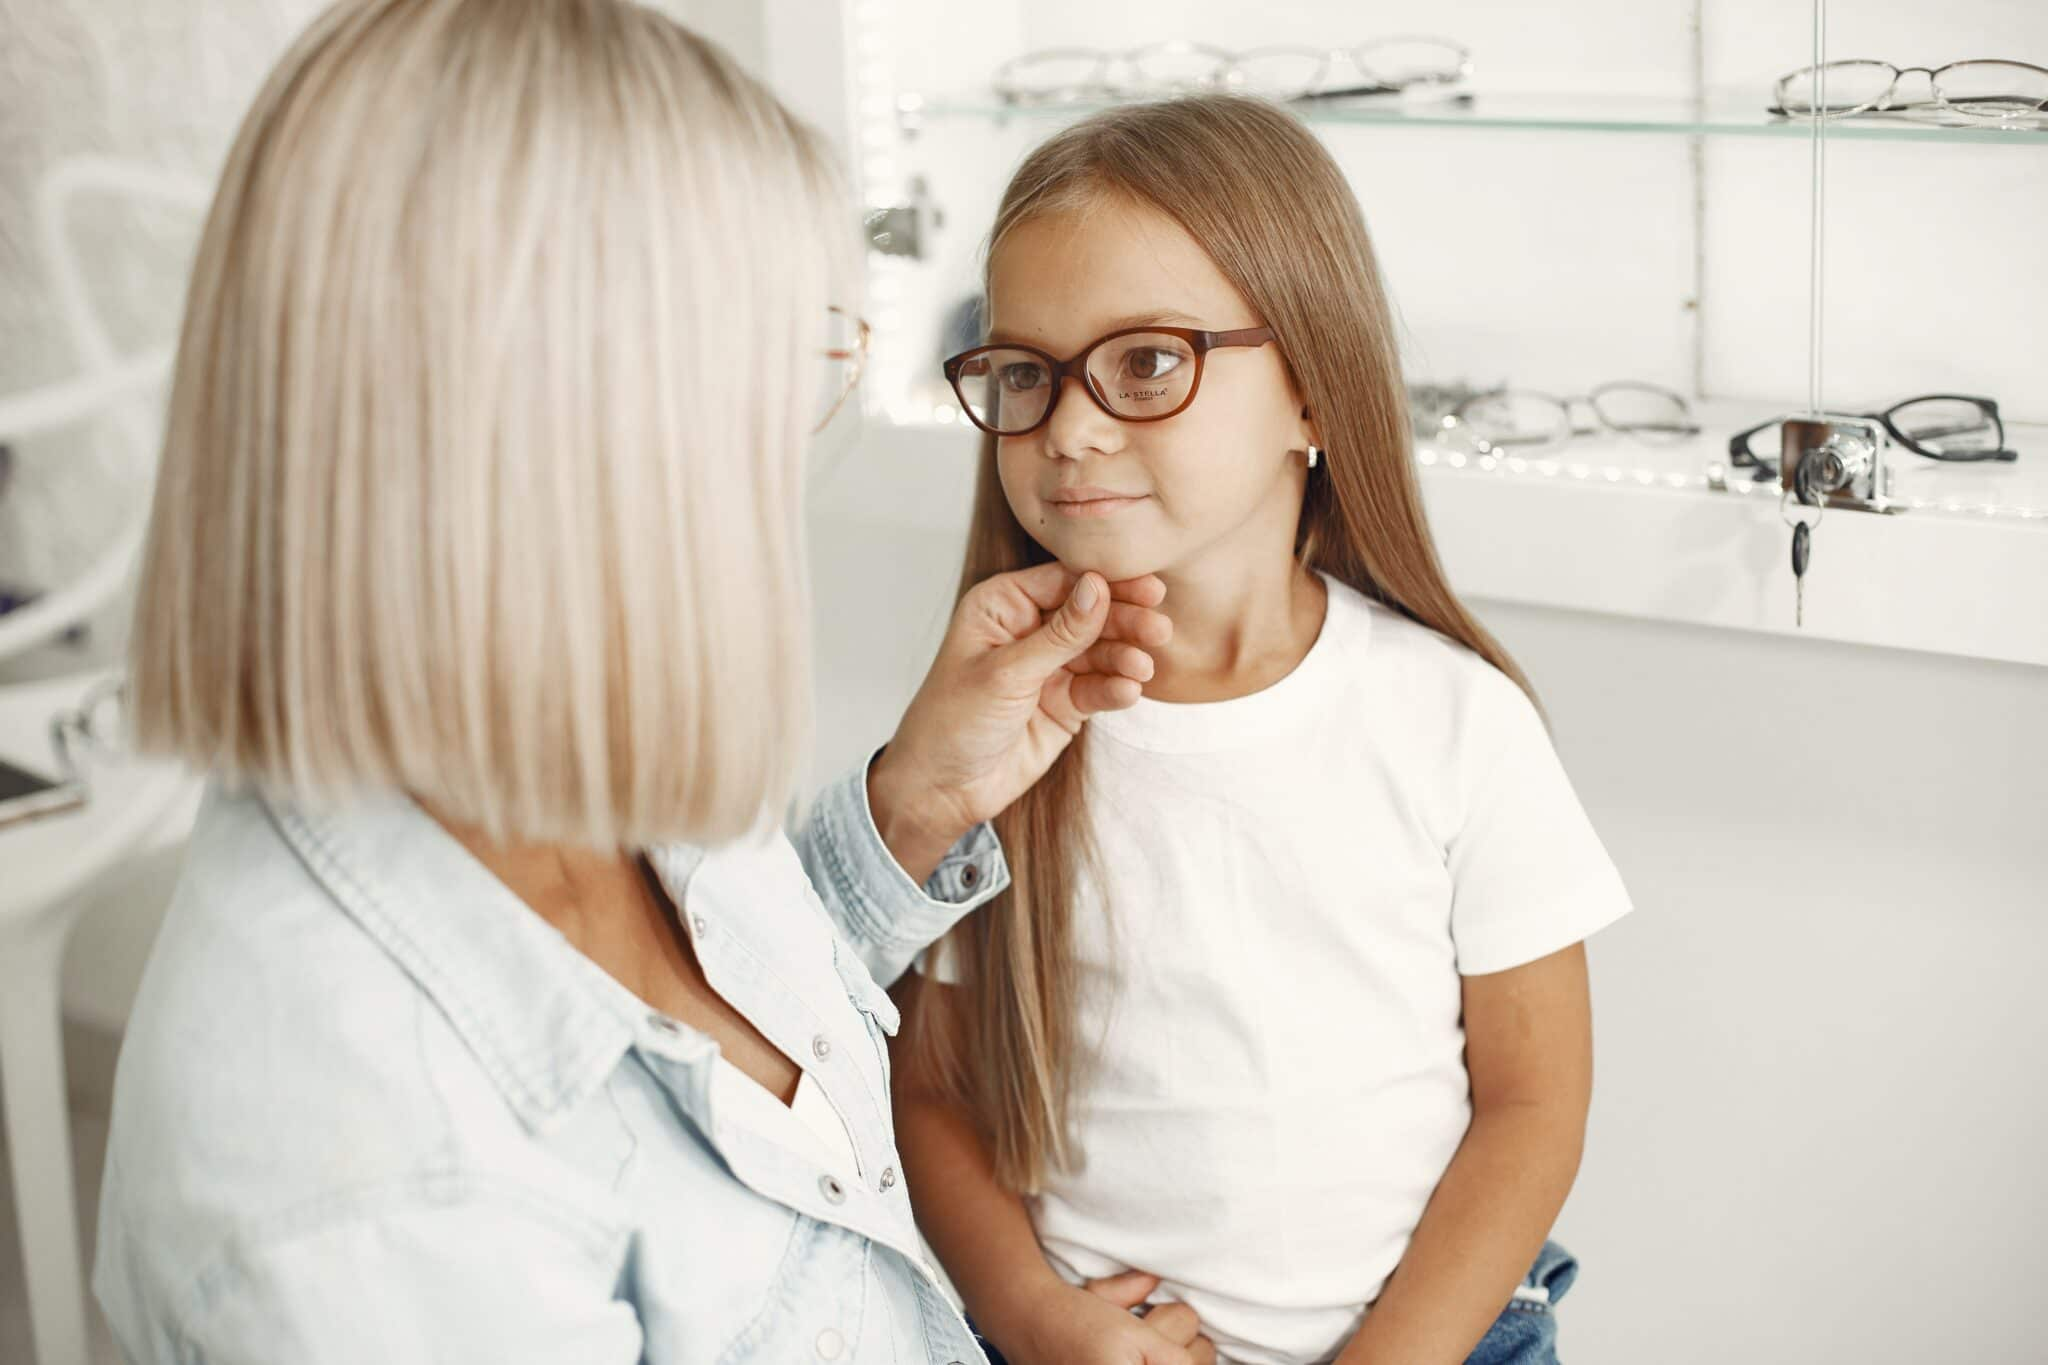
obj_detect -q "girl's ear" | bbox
[1298,403,1325,454]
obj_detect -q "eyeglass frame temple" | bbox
[942,325,1276,435]
[814,308,870,434]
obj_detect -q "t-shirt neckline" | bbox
[1088,571,1372,755]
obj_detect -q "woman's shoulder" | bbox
[97,785,599,1326]
[111,784,459,1139]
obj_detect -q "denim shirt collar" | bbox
[264,788,688,1135]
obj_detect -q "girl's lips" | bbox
[1048,491,1148,519]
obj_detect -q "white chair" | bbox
[1,677,193,1365]
[0,157,205,1365]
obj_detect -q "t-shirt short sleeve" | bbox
[911,931,964,984]
[1446,667,1635,976]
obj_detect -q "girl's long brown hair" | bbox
[915,94,1542,1193]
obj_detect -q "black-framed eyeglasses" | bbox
[942,324,1277,437]
[1729,394,2018,476]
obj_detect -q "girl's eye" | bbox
[999,363,1048,392]
[1125,348,1185,382]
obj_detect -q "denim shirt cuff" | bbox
[807,750,1009,958]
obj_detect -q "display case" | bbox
[809,0,2048,668]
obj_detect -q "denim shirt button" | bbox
[691,914,709,937]
[959,862,980,888]
[819,1174,847,1205]
[812,1034,832,1061]
[879,1164,897,1192]
[815,1328,846,1360]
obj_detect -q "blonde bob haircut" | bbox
[131,0,853,848]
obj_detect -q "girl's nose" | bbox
[1043,373,1121,461]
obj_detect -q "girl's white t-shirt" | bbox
[917,573,1634,1365]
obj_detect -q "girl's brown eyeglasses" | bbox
[942,324,1276,436]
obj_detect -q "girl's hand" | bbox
[868,564,1169,883]
[1005,1270,1216,1365]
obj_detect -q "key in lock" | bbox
[1778,415,1887,509]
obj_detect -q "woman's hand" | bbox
[1003,1271,1216,1365]
[867,564,1170,884]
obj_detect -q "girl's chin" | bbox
[1020,518,1168,583]
[1050,548,1167,584]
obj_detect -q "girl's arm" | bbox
[891,972,1209,1365]
[1333,942,1595,1365]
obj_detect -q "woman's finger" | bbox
[1059,671,1143,723]
[1189,1333,1219,1365]
[1106,573,1167,608]
[1064,639,1155,683]
[996,563,1165,614]
[1138,1301,1202,1347]
[1103,600,1173,649]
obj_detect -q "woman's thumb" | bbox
[998,572,1108,685]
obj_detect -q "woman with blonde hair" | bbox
[91,2,1169,1361]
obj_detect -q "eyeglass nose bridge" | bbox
[1041,341,1130,427]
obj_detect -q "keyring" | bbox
[1779,450,1827,529]
[1779,486,1825,530]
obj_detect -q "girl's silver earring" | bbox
[1305,444,1321,469]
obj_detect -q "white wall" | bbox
[1489,600,2046,1365]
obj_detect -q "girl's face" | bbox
[985,197,1316,585]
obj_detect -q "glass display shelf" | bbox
[906,91,2048,147]
[855,398,2048,525]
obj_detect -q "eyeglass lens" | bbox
[1933,61,2048,119]
[1353,38,1468,87]
[1887,397,2002,456]
[1589,383,1698,442]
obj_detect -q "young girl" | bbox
[893,95,1634,1365]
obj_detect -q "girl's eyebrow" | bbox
[985,309,1207,348]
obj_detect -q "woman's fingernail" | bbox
[1074,574,1099,611]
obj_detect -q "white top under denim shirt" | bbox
[93,759,1009,1365]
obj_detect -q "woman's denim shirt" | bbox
[93,760,1009,1364]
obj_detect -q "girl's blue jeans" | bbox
[969,1239,1580,1365]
